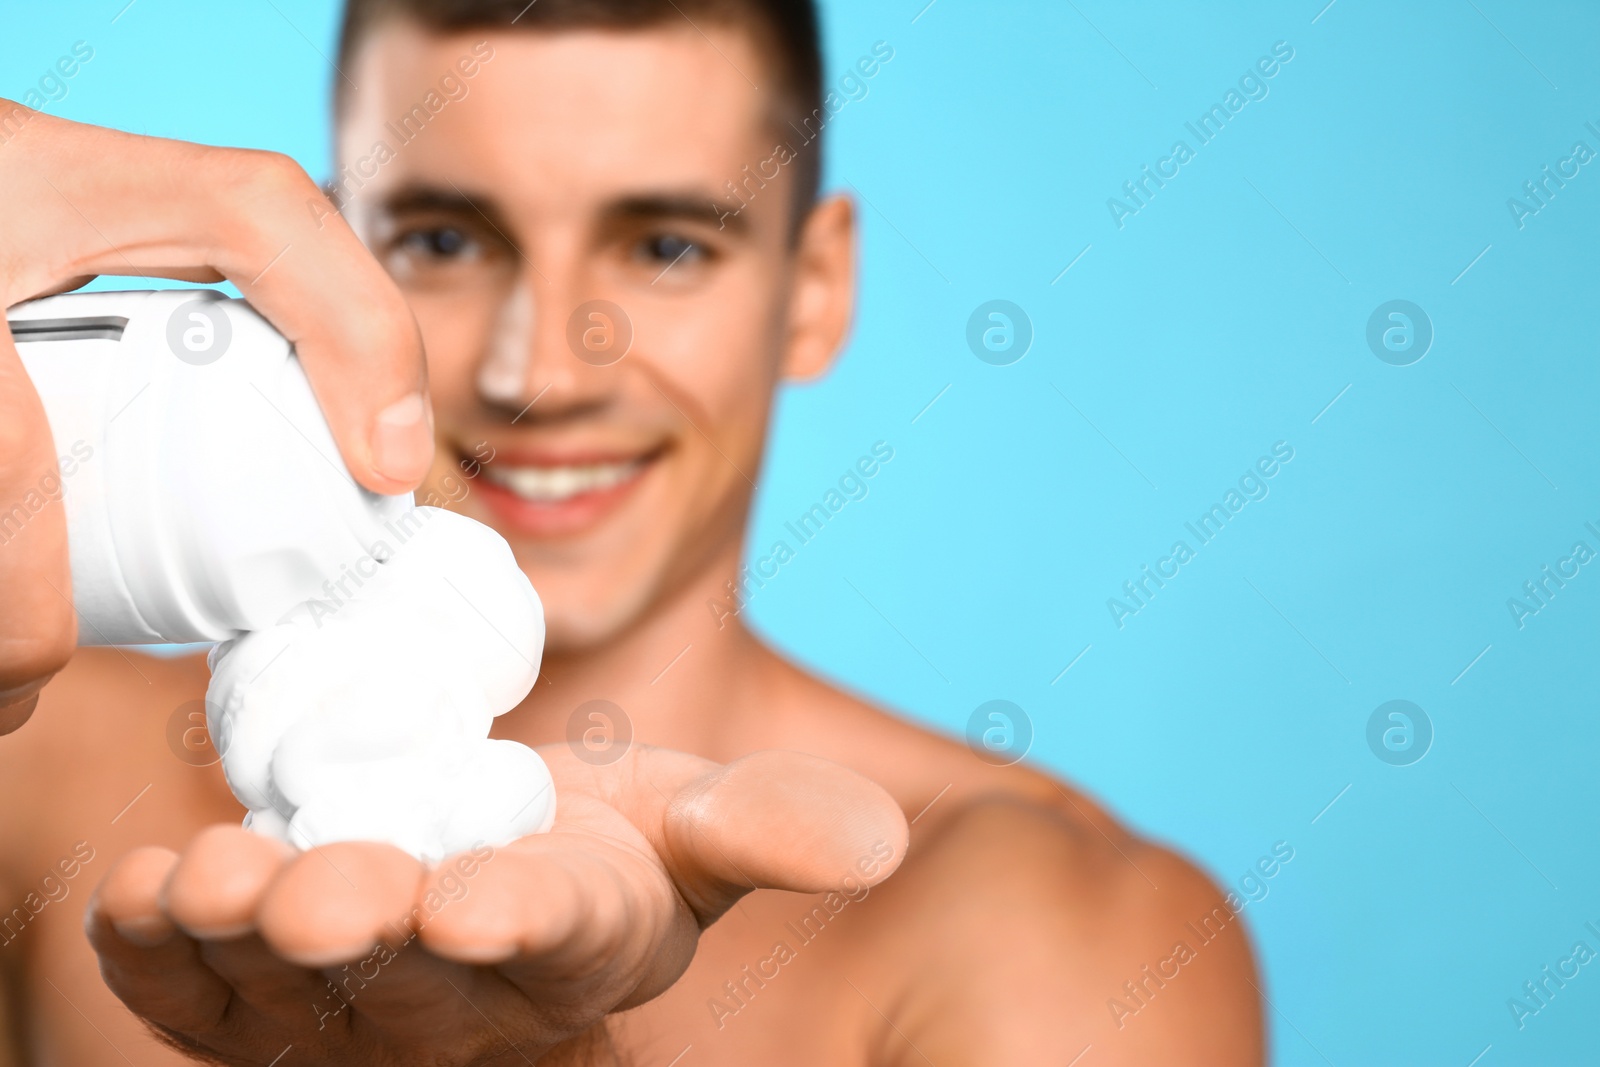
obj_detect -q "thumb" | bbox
[0,319,76,728]
[657,749,909,925]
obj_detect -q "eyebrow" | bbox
[373,184,751,236]
[375,185,515,234]
[609,193,751,235]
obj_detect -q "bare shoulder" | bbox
[758,657,1263,1065]
[843,794,1264,1066]
[761,652,1124,843]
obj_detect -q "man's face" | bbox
[338,21,831,651]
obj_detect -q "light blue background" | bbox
[7,2,1599,1063]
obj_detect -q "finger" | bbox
[435,837,682,1023]
[652,749,909,923]
[27,269,226,299]
[316,855,546,1050]
[412,850,548,965]
[92,846,181,948]
[419,841,624,971]
[159,825,339,1025]
[256,842,423,967]
[162,824,294,938]
[86,847,230,1032]
[6,110,432,492]
[25,273,99,298]
[0,322,75,719]
[209,154,434,494]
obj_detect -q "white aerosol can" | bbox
[8,289,411,644]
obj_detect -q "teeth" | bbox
[483,460,643,502]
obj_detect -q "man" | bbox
[0,1,1263,1063]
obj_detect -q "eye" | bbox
[636,233,707,268]
[378,221,497,283]
[397,226,477,261]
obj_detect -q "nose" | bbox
[475,270,627,421]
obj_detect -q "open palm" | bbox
[88,746,908,1065]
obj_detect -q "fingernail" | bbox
[371,391,433,486]
[112,914,176,947]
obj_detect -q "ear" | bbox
[781,194,856,382]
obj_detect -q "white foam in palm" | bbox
[205,507,555,863]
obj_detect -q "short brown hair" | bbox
[335,0,824,217]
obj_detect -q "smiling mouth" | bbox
[481,456,650,502]
[464,445,666,539]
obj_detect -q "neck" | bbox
[497,538,780,761]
